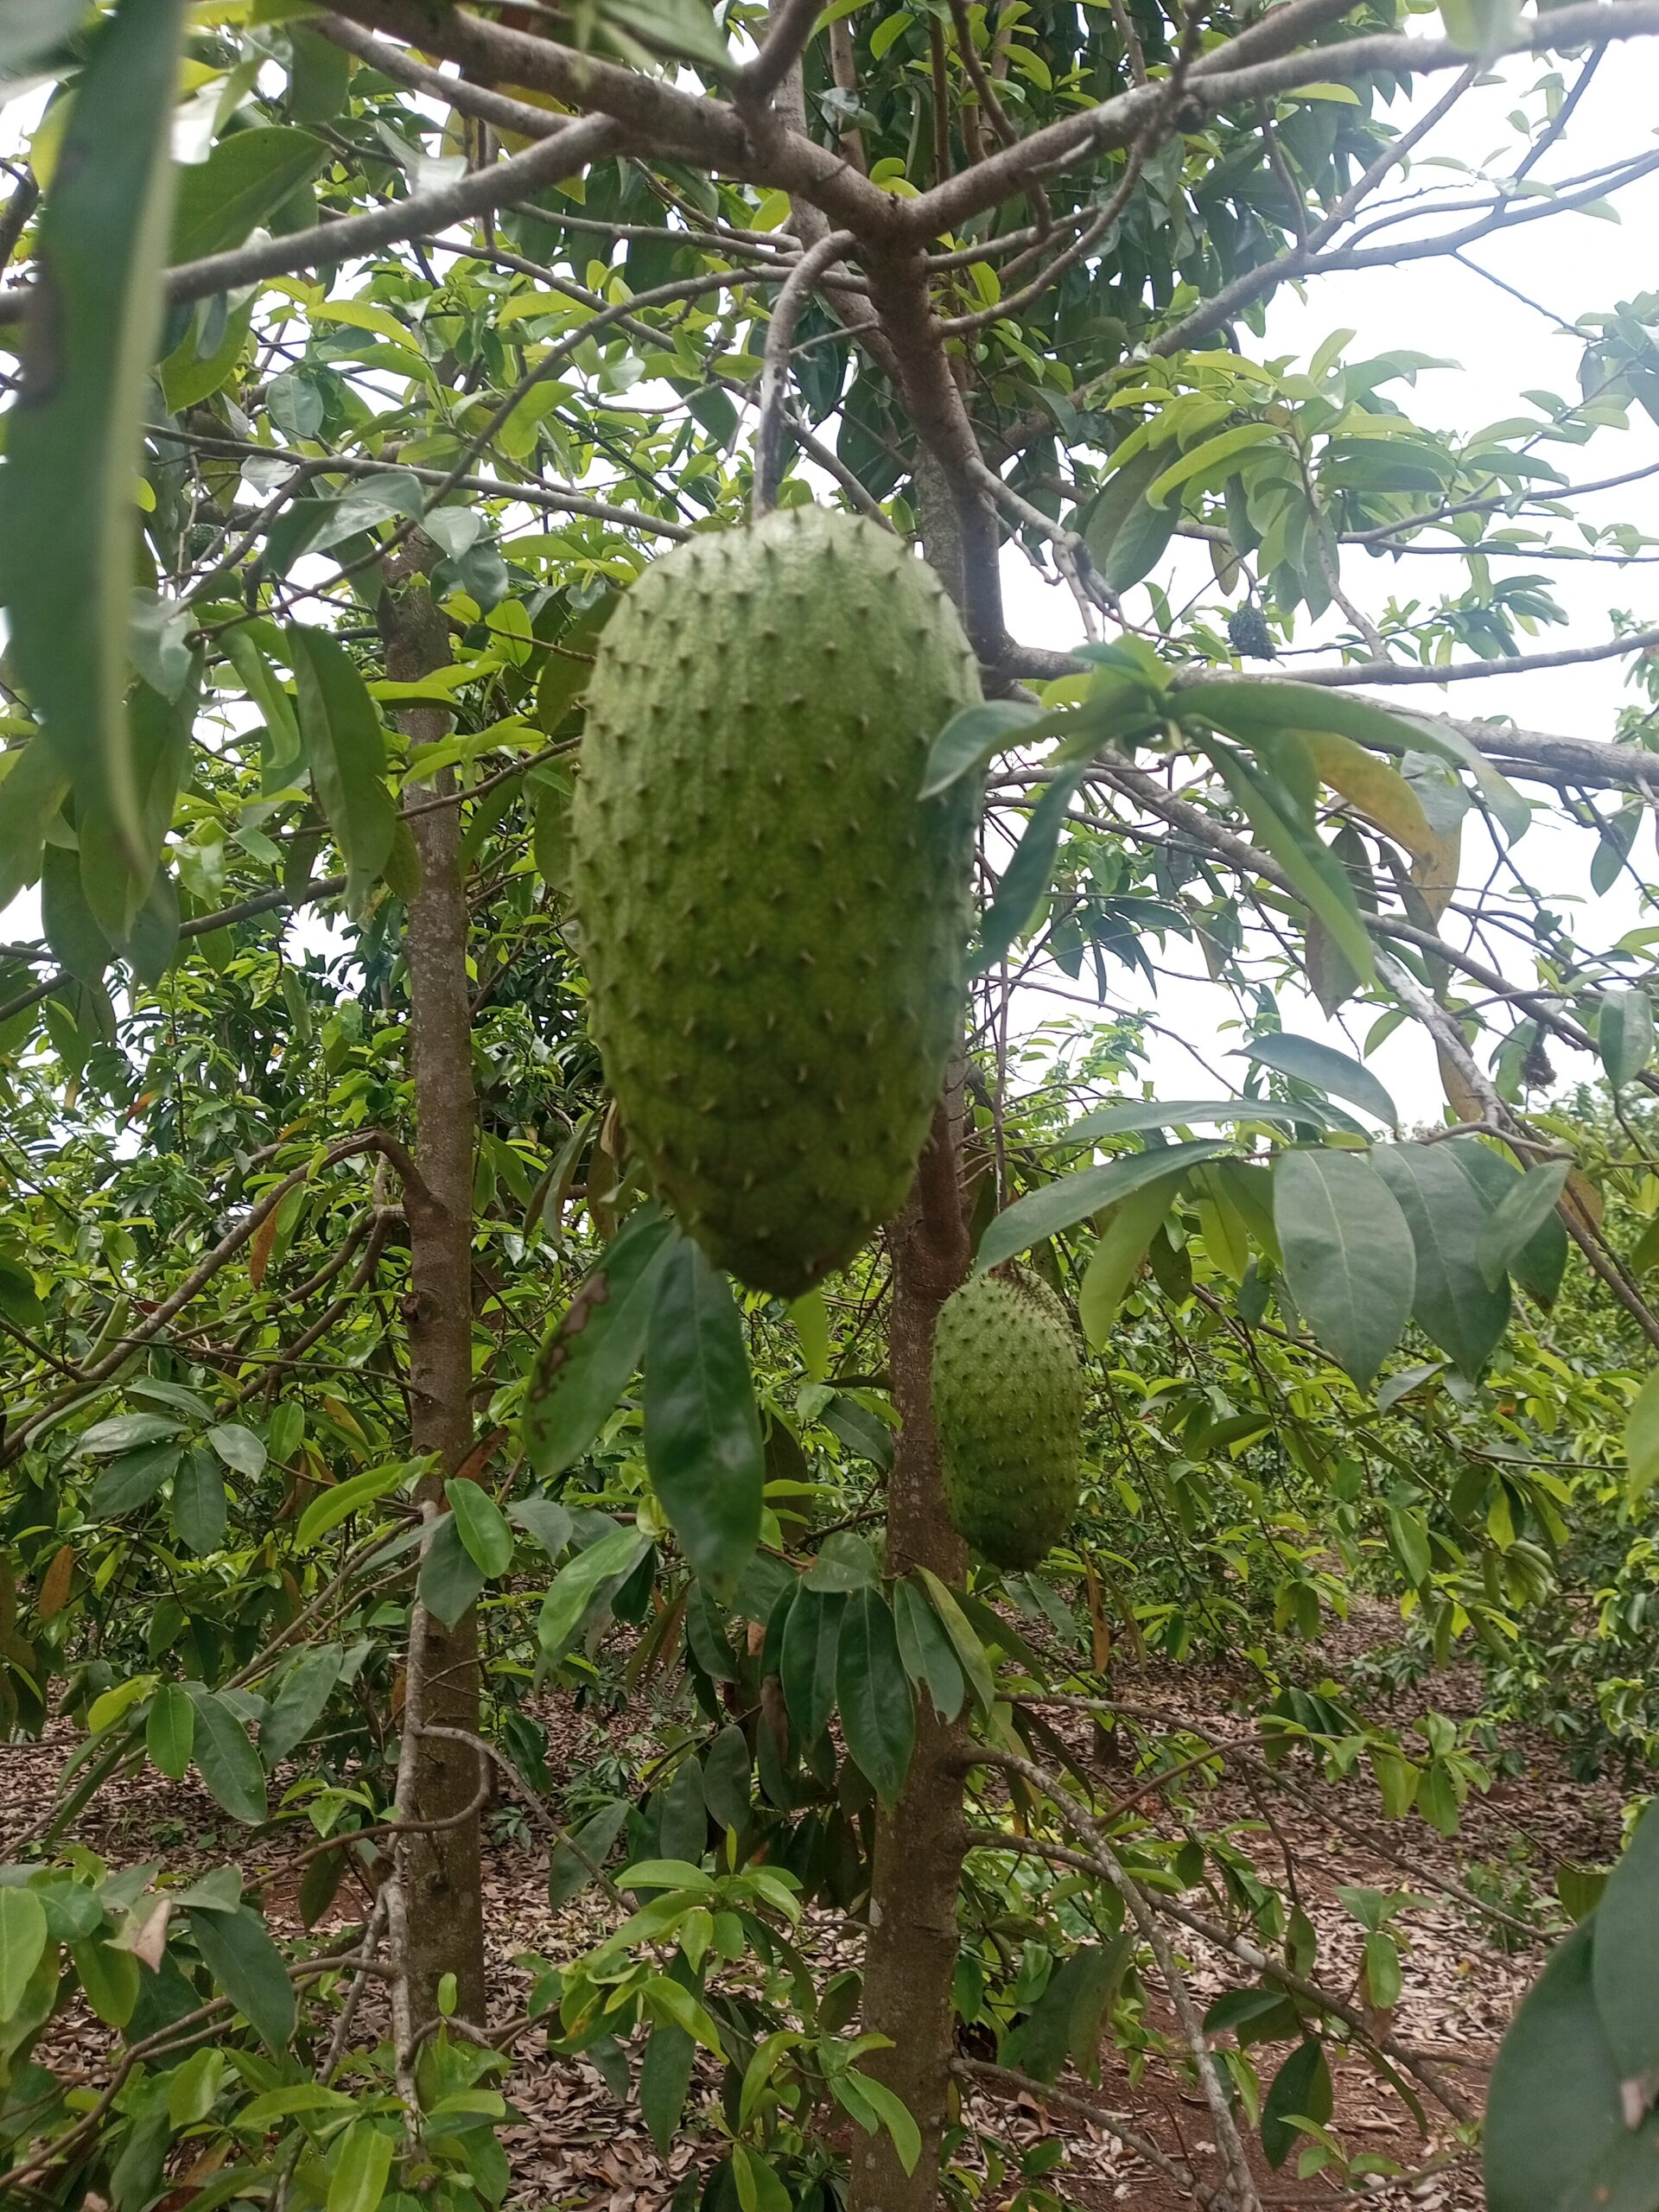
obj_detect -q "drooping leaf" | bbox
[524,1205,678,1478]
[1240,1032,1397,1128]
[836,1586,915,1807]
[975,768,1088,972]
[547,1798,632,1908]
[171,1448,229,1555]
[780,1586,844,1742]
[446,1478,514,1577]
[1445,1139,1568,1311]
[892,1576,966,1722]
[0,739,69,913]
[418,1511,487,1629]
[145,1681,193,1777]
[1627,1370,1659,1503]
[639,2020,697,2156]
[920,699,1046,798]
[976,1141,1228,1272]
[1273,1149,1415,1386]
[1079,1170,1185,1345]
[1371,1141,1510,1379]
[1592,1801,1659,2089]
[1484,1920,1621,2212]
[1599,989,1655,1093]
[188,1905,295,2054]
[0,0,188,867]
[1261,2037,1333,2168]
[1476,1161,1569,1291]
[287,626,396,910]
[259,1646,343,1769]
[537,1525,651,1661]
[186,1688,269,1825]
[643,1240,764,1602]
[0,1889,48,2024]
[1082,446,1178,590]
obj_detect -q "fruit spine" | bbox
[569,504,982,1296]
[932,1267,1084,1570]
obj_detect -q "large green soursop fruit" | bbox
[570,505,982,1296]
[933,1268,1084,1570]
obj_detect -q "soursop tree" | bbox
[0,2,1656,2209]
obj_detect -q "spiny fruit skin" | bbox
[569,504,982,1297]
[932,1267,1084,1572]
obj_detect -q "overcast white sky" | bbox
[1000,47,1659,1122]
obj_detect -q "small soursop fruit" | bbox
[932,1266,1084,1571]
[569,504,982,1296]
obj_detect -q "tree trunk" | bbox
[849,1080,971,2212]
[379,560,488,2027]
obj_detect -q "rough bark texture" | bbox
[379,561,488,2026]
[850,1079,972,2212]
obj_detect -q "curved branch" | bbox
[753,228,856,514]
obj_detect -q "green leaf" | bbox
[509,1494,575,1560]
[538,1525,651,1661]
[170,126,329,264]
[840,2073,922,2176]
[1147,423,1281,506]
[892,1577,966,1722]
[1059,1096,1311,1144]
[547,1798,631,1908]
[146,1681,194,1780]
[73,1936,139,2029]
[1371,1142,1510,1380]
[88,1443,181,1518]
[702,1722,752,1831]
[639,2020,696,2156]
[1079,1170,1186,1345]
[912,1569,998,1714]
[207,1423,266,1478]
[73,1410,181,1459]
[41,842,111,983]
[0,1889,48,2023]
[188,1904,295,2052]
[1082,446,1178,591]
[0,0,188,868]
[836,1587,915,1807]
[1205,745,1376,986]
[1261,2038,1332,2168]
[1176,678,1424,755]
[186,1687,269,1825]
[1476,1162,1569,1291]
[1592,1802,1659,2088]
[788,1288,831,1381]
[1628,1370,1659,1503]
[1240,1033,1397,1128]
[1484,1920,1621,2212]
[1445,1139,1568,1311]
[259,1646,342,1769]
[446,1478,514,1577]
[418,1512,486,1630]
[644,1240,764,1602]
[524,1205,678,1478]
[295,1462,409,1548]
[287,626,396,909]
[327,2121,394,2212]
[171,1448,229,1555]
[780,1585,844,1741]
[0,738,70,912]
[975,768,1089,972]
[1273,1150,1415,1386]
[976,1141,1228,1272]
[1599,989,1655,1093]
[920,699,1047,798]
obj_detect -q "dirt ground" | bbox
[0,1598,1629,2212]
